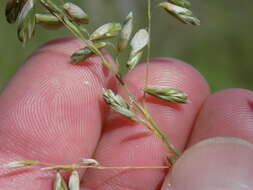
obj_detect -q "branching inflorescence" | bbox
[4,0,200,189]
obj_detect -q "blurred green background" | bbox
[0,0,252,91]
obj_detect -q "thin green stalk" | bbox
[80,165,170,170]
[42,164,170,170]
[133,100,181,157]
[115,52,120,66]
[143,0,152,105]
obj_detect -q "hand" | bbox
[0,37,253,190]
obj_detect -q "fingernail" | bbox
[161,137,253,190]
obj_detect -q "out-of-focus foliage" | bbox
[0,0,252,91]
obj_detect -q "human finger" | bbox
[81,58,210,190]
[0,37,116,189]
[187,89,253,146]
[161,89,253,189]
[161,137,253,190]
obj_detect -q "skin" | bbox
[0,37,253,190]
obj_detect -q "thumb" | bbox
[161,137,253,190]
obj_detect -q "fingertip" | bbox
[3,37,116,98]
[188,88,253,146]
[162,137,253,190]
[0,37,116,189]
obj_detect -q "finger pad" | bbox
[188,89,253,146]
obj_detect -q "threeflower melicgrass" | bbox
[4,0,200,189]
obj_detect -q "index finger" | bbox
[0,37,116,189]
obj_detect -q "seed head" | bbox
[143,85,188,104]
[159,2,200,26]
[80,158,100,166]
[117,12,133,52]
[103,89,137,120]
[125,29,149,71]
[90,23,122,41]
[5,160,39,168]
[68,170,80,190]
[126,51,143,71]
[35,13,63,30]
[63,2,89,24]
[54,172,68,190]
[130,29,149,54]
[17,0,36,43]
[5,0,27,24]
